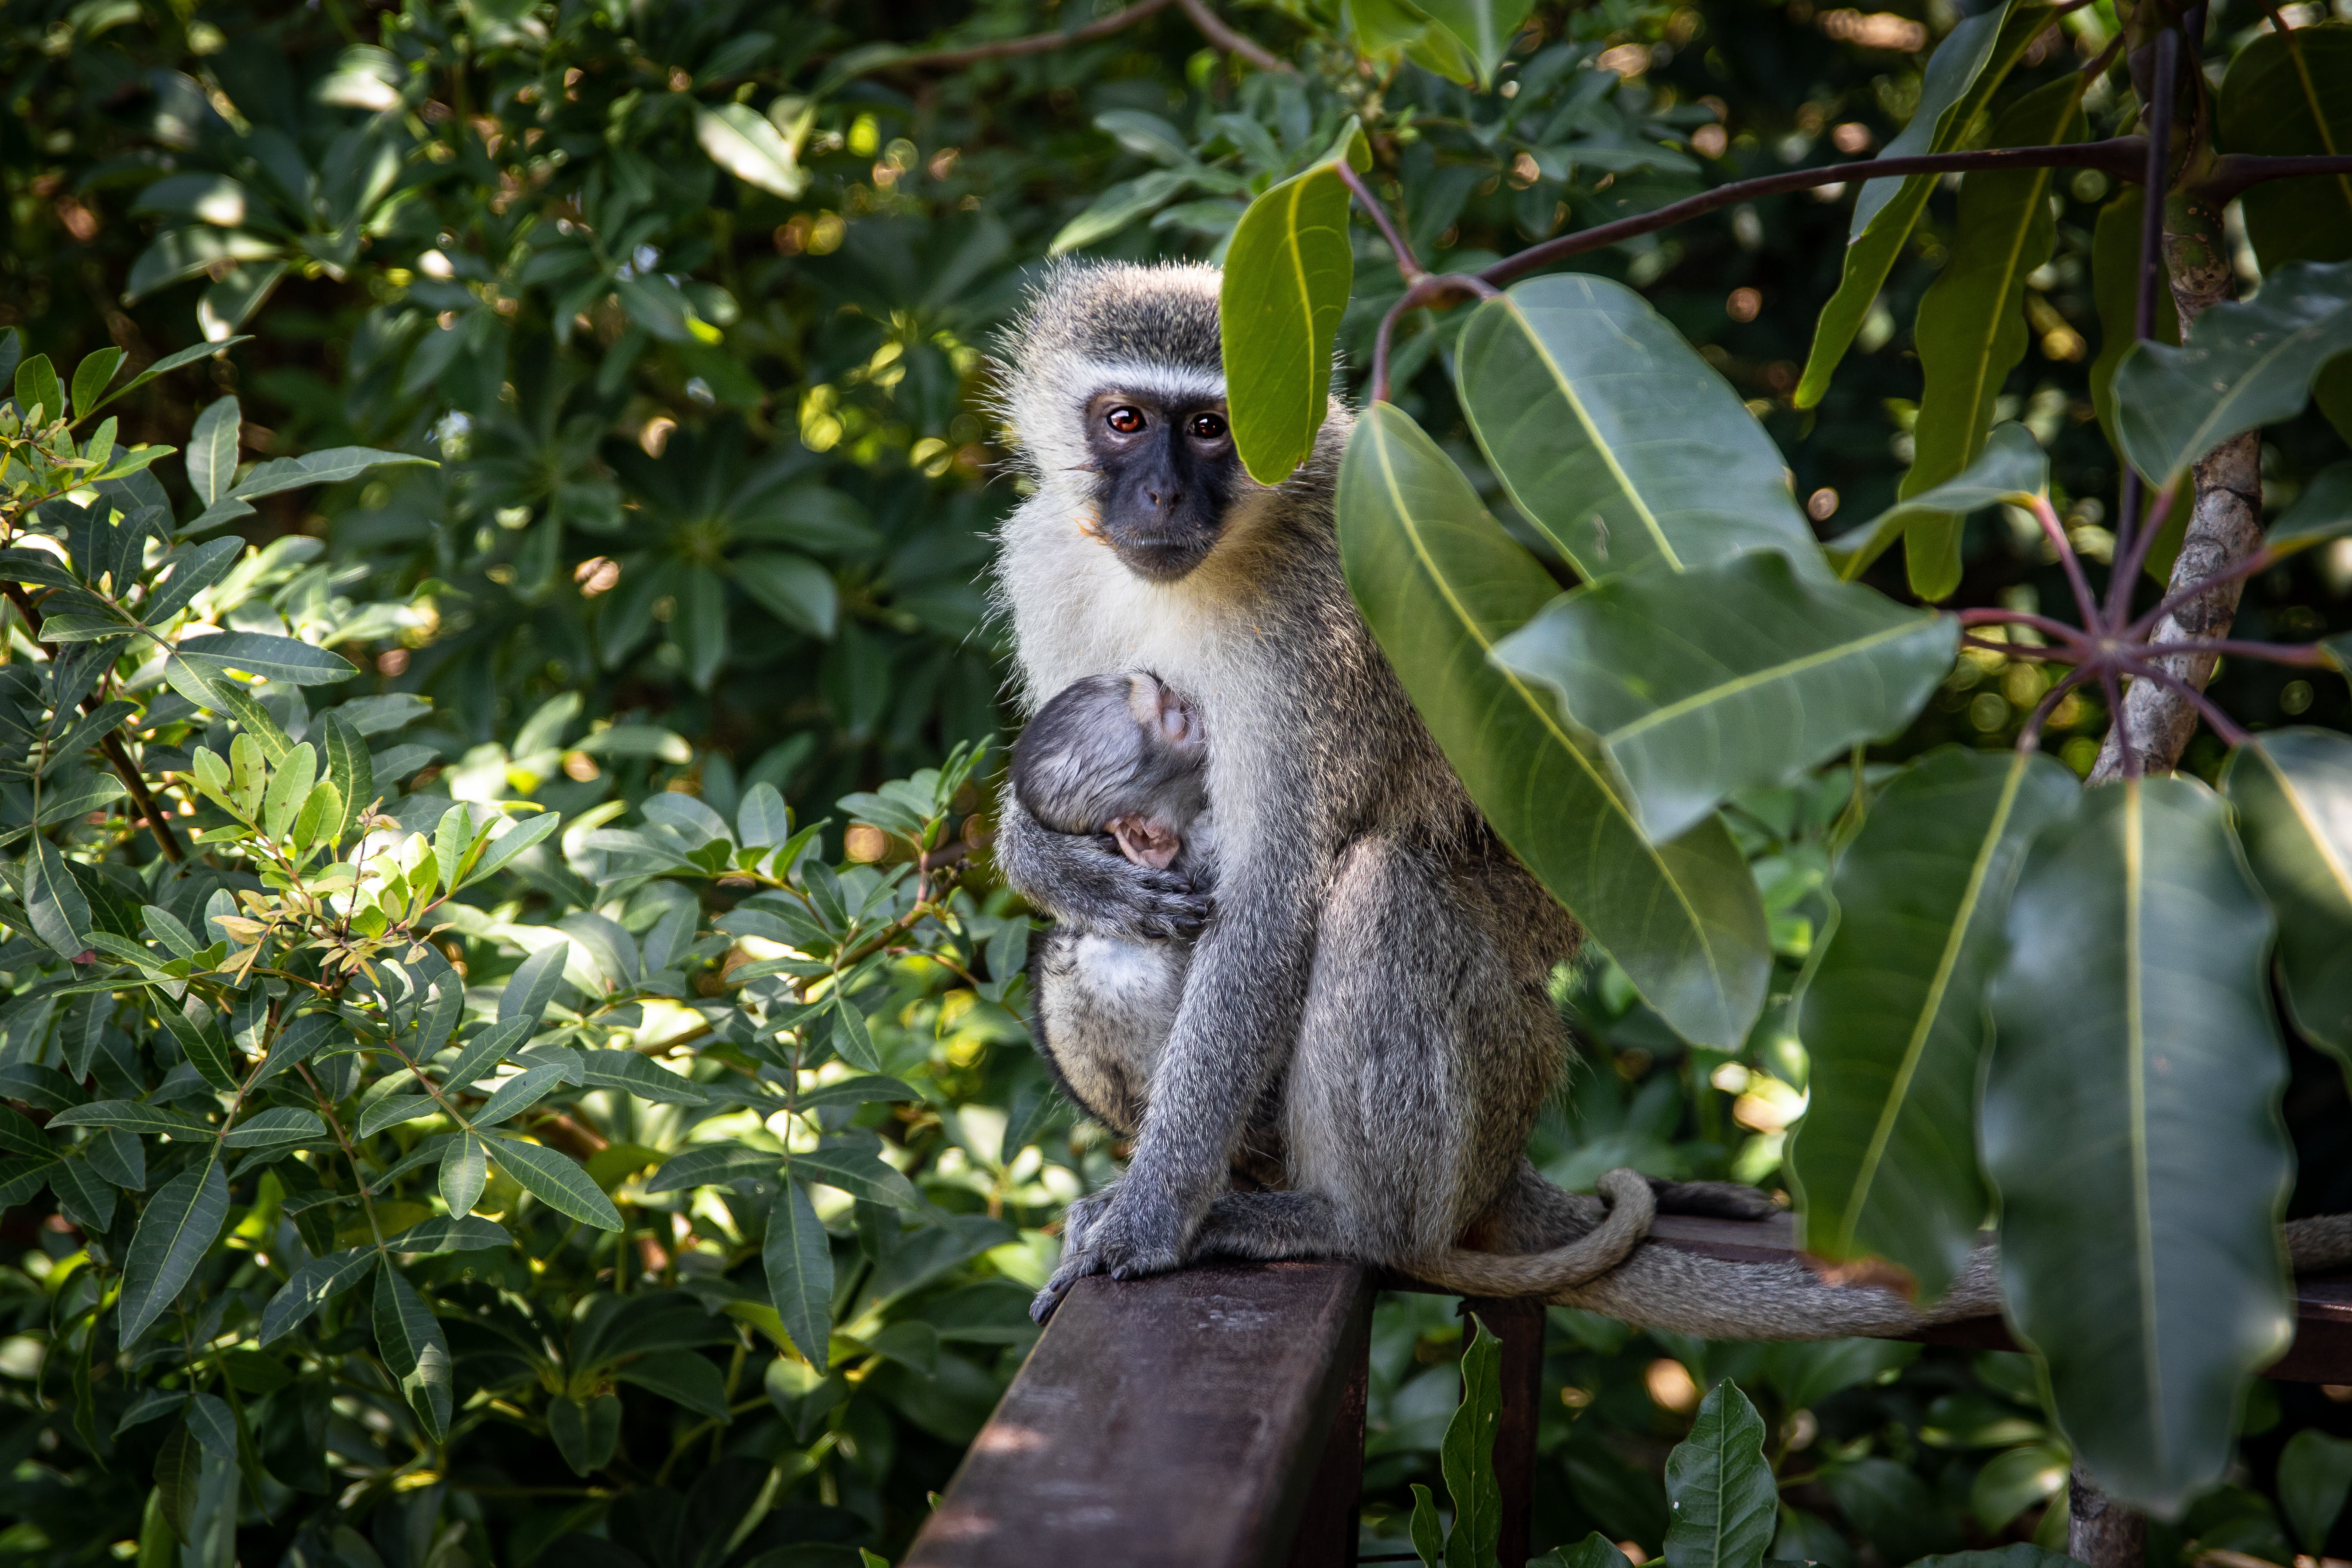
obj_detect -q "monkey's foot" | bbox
[1029,1188,1187,1323]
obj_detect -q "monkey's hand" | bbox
[1029,1184,1189,1323]
[997,799,1211,940]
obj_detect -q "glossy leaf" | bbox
[695,103,808,198]
[1663,1381,1778,1568]
[1220,120,1369,485]
[790,1142,921,1208]
[70,347,126,421]
[1418,0,1537,86]
[374,1265,453,1439]
[2111,259,2352,487]
[1984,777,2294,1512]
[1791,747,2078,1298]
[386,1214,508,1253]
[2221,729,2352,1060]
[24,838,91,959]
[1796,1,2056,405]
[2267,460,2352,554]
[1441,1316,1504,1568]
[765,1177,833,1370]
[1456,275,1820,583]
[15,354,63,425]
[2279,1429,2352,1555]
[177,631,358,685]
[2218,21,2352,440]
[487,1135,624,1228]
[227,446,432,501]
[1335,401,1770,1048]
[440,1135,488,1217]
[1827,423,2048,582]
[1494,553,1957,843]
[121,1160,231,1343]
[1898,79,2083,600]
[185,396,239,506]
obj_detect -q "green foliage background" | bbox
[4,0,2352,1565]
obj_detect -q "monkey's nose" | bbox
[1145,486,1183,511]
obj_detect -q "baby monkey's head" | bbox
[1011,671,1207,870]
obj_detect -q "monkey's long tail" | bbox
[1408,1167,1657,1297]
[1410,1189,2352,1343]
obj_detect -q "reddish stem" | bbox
[2017,665,2098,753]
[2029,495,2104,633]
[2127,543,2274,639]
[1340,162,1427,283]
[1956,607,2093,643]
[2138,636,2333,665]
[2119,656,2253,747]
[1963,634,2076,662]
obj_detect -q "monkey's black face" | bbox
[1083,390,1241,582]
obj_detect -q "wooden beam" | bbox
[904,1259,1373,1568]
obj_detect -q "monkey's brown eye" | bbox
[1105,406,1145,435]
[1188,411,1228,441]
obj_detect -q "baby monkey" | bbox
[1011,671,1214,1142]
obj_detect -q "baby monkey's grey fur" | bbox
[992,260,1773,1325]
[1012,671,1211,1144]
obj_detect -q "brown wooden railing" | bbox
[903,1214,2352,1568]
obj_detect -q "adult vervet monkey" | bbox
[991,260,1769,1322]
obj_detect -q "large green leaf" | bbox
[1826,423,2047,582]
[176,631,358,685]
[765,1177,834,1371]
[373,1265,453,1439]
[1898,78,2084,601]
[2221,729,2352,1062]
[121,1159,230,1343]
[1983,777,2294,1513]
[227,446,432,501]
[486,1135,623,1229]
[1492,553,1957,843]
[1440,1317,1504,1568]
[1790,747,2078,1298]
[2111,259,2352,487]
[1336,401,1770,1048]
[2218,21,2352,441]
[1795,1,2057,406]
[1220,121,1369,485]
[1417,0,1537,86]
[1455,275,1821,583]
[1662,1381,1777,1568]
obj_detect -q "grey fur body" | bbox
[994,260,1762,1320]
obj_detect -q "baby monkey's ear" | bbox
[1105,815,1182,870]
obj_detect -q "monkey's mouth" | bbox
[1107,530,1219,582]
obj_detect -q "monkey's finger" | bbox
[1028,1282,1067,1324]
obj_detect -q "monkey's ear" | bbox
[1106,817,1181,870]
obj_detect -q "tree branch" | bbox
[867,0,1175,72]
[1478,140,2151,289]
[1173,0,1292,72]
[2203,153,2352,203]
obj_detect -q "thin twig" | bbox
[2017,665,2098,752]
[2108,479,2184,603]
[867,0,1174,71]
[1963,634,2074,662]
[2203,154,2352,202]
[1372,273,1499,401]
[2137,636,2332,665]
[2102,667,2136,777]
[1955,607,2093,643]
[2128,541,2273,638]
[1174,0,1292,72]
[1338,162,1426,282]
[2029,496,2104,632]
[2118,656,2252,747]
[2108,33,2176,603]
[1478,141,2150,289]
